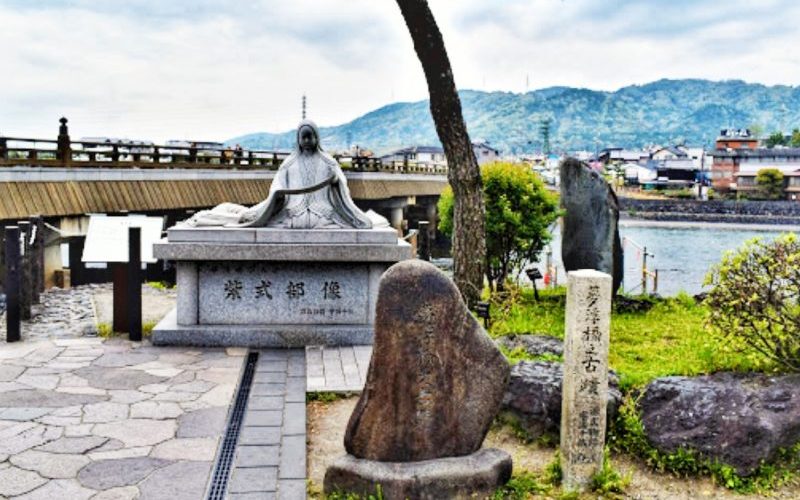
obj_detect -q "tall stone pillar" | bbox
[390,206,404,233]
[560,269,612,492]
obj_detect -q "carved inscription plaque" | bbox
[198,262,369,325]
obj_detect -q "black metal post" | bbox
[112,263,129,333]
[17,221,32,320]
[68,236,85,287]
[128,227,142,341]
[5,226,21,342]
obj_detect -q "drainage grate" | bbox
[207,351,259,500]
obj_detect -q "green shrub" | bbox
[704,233,800,372]
[438,161,561,292]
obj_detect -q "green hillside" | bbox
[229,79,800,154]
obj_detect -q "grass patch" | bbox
[497,344,563,365]
[489,287,762,390]
[591,448,632,497]
[306,392,355,403]
[146,280,174,290]
[97,322,113,338]
[96,321,156,339]
[489,286,798,492]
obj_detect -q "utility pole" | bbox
[302,94,307,120]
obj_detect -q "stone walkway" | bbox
[0,337,243,499]
[227,350,306,499]
[305,346,371,392]
[0,306,372,500]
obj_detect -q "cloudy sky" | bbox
[1,0,798,143]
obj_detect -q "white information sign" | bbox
[81,215,164,263]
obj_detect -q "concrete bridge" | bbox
[0,118,448,288]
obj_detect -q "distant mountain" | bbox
[228,79,800,154]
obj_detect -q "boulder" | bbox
[344,260,511,462]
[560,158,623,295]
[495,334,563,357]
[502,361,622,440]
[640,372,800,476]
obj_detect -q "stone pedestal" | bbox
[560,269,612,492]
[324,449,512,500]
[151,227,410,347]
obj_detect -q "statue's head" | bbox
[296,120,320,154]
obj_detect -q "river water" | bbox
[541,220,799,296]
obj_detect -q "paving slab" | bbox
[305,345,371,392]
[0,333,244,500]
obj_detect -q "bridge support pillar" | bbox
[390,207,404,232]
[425,200,438,241]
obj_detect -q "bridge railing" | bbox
[0,118,448,175]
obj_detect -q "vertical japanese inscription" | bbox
[560,270,612,492]
[414,303,439,425]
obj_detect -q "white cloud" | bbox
[0,0,798,142]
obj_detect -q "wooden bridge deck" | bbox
[0,173,447,220]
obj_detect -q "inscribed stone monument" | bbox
[325,260,512,498]
[560,269,612,491]
[560,158,623,295]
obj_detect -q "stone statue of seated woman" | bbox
[182,120,373,230]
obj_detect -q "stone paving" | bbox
[227,350,306,499]
[0,285,101,341]
[0,284,178,342]
[305,346,370,392]
[0,284,380,500]
[0,336,244,499]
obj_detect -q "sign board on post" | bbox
[81,215,163,335]
[81,215,164,264]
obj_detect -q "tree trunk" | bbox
[394,0,486,307]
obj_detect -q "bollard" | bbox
[17,221,32,320]
[128,227,142,341]
[5,226,21,342]
[560,270,612,492]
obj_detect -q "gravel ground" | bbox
[307,396,800,499]
[0,283,176,342]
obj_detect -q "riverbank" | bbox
[619,197,800,226]
[619,218,800,232]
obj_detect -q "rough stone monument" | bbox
[152,120,411,347]
[560,158,623,295]
[560,269,613,491]
[324,260,512,499]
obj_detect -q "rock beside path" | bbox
[640,372,800,476]
[502,361,622,440]
[344,260,510,462]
